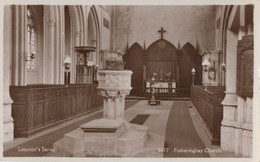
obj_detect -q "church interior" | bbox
[1,4,259,159]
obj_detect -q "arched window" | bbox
[87,9,97,64]
[27,6,37,70]
[65,6,71,56]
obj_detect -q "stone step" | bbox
[134,132,164,157]
[115,123,149,156]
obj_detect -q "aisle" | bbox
[164,101,209,157]
[4,100,229,157]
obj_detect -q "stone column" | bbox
[54,6,65,84]
[3,5,14,143]
[47,18,56,84]
[43,6,57,84]
[12,5,27,85]
[97,70,132,119]
[220,30,238,153]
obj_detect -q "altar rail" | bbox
[10,84,103,137]
[190,85,225,145]
[128,87,190,99]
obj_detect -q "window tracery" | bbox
[27,7,37,70]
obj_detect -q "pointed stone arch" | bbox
[145,39,179,87]
[67,6,81,46]
[220,5,234,86]
[61,5,101,82]
[179,42,202,91]
[146,39,178,61]
[124,42,144,69]
[87,6,101,67]
[124,42,145,96]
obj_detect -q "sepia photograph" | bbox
[0,0,260,161]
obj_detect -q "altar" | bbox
[146,81,176,93]
[145,66,177,99]
[123,27,202,98]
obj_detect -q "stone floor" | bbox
[3,100,239,158]
[124,100,238,157]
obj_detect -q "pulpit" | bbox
[75,46,96,84]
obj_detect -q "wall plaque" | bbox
[103,18,109,29]
[208,68,216,80]
[237,35,254,98]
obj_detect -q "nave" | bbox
[3,100,237,157]
[2,5,255,157]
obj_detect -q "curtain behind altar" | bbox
[147,61,177,81]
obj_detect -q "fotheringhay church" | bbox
[1,3,259,159]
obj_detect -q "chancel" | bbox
[2,4,257,159]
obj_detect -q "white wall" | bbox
[114,5,216,53]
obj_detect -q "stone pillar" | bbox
[43,6,57,84]
[44,6,67,85]
[3,92,14,143]
[220,30,238,153]
[12,5,27,85]
[3,5,14,143]
[241,97,252,157]
[75,31,82,46]
[54,6,65,84]
[97,70,132,119]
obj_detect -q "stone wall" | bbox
[236,97,253,156]
[113,5,216,53]
[218,5,254,157]
[3,5,14,143]
[88,5,112,69]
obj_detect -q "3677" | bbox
[158,148,169,153]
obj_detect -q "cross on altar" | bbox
[158,27,166,39]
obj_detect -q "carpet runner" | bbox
[164,102,209,157]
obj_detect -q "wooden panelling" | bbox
[12,104,26,128]
[190,85,225,145]
[28,103,34,128]
[12,92,27,102]
[36,102,44,127]
[10,84,103,137]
